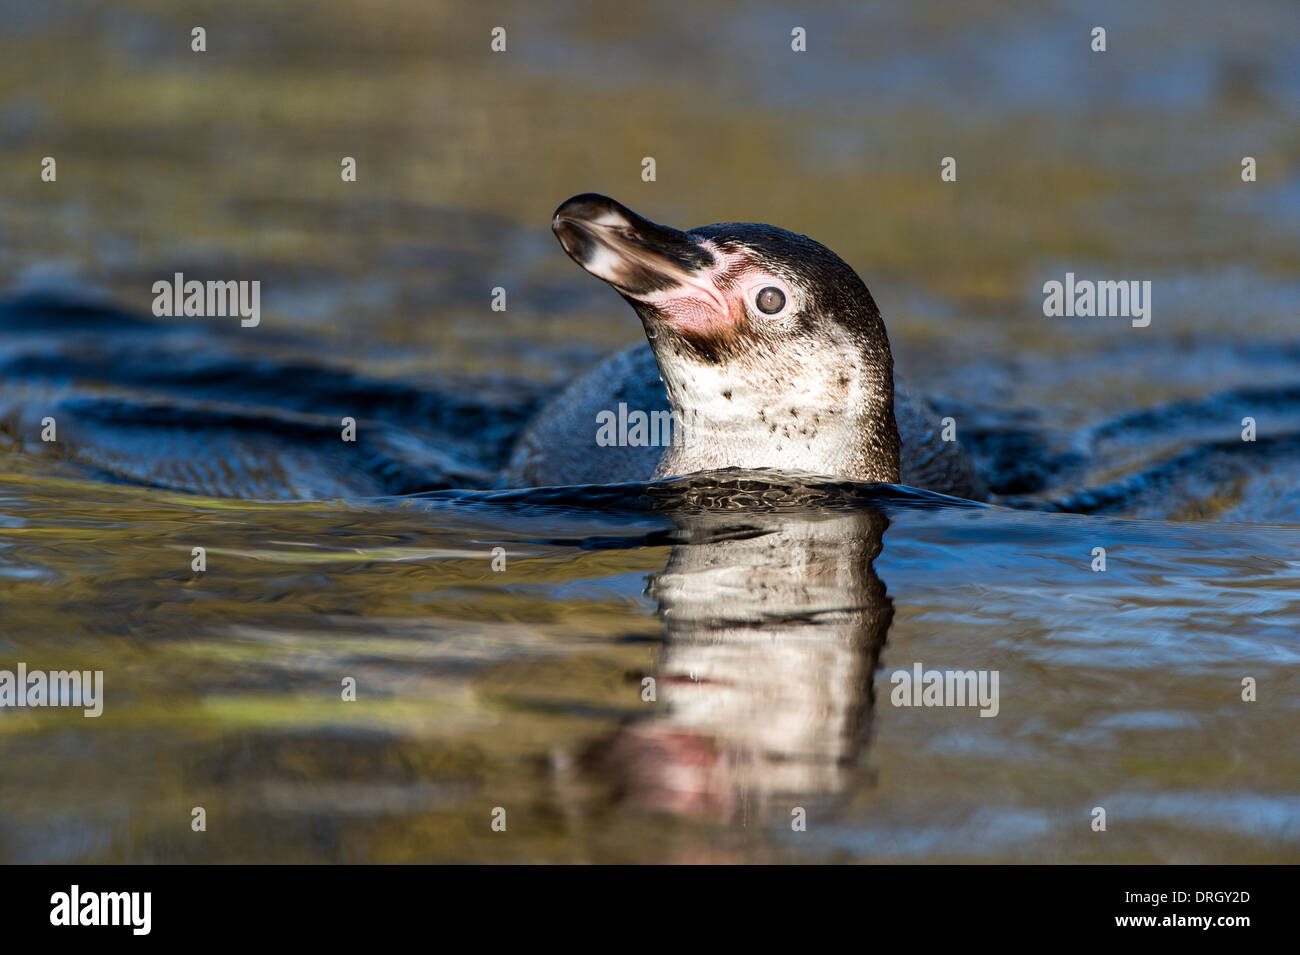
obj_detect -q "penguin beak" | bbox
[552,194,716,298]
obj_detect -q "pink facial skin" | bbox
[628,241,794,339]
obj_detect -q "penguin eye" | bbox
[755,286,785,314]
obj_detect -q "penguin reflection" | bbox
[589,506,893,823]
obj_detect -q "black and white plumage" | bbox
[503,194,986,500]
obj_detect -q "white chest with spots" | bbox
[653,339,877,480]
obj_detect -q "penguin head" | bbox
[552,193,900,482]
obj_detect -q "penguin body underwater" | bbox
[503,194,987,500]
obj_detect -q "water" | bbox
[0,0,1297,863]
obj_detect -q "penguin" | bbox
[502,194,987,499]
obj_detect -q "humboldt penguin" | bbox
[502,194,986,499]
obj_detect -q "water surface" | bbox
[0,0,1297,863]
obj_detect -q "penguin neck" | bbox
[646,335,901,484]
